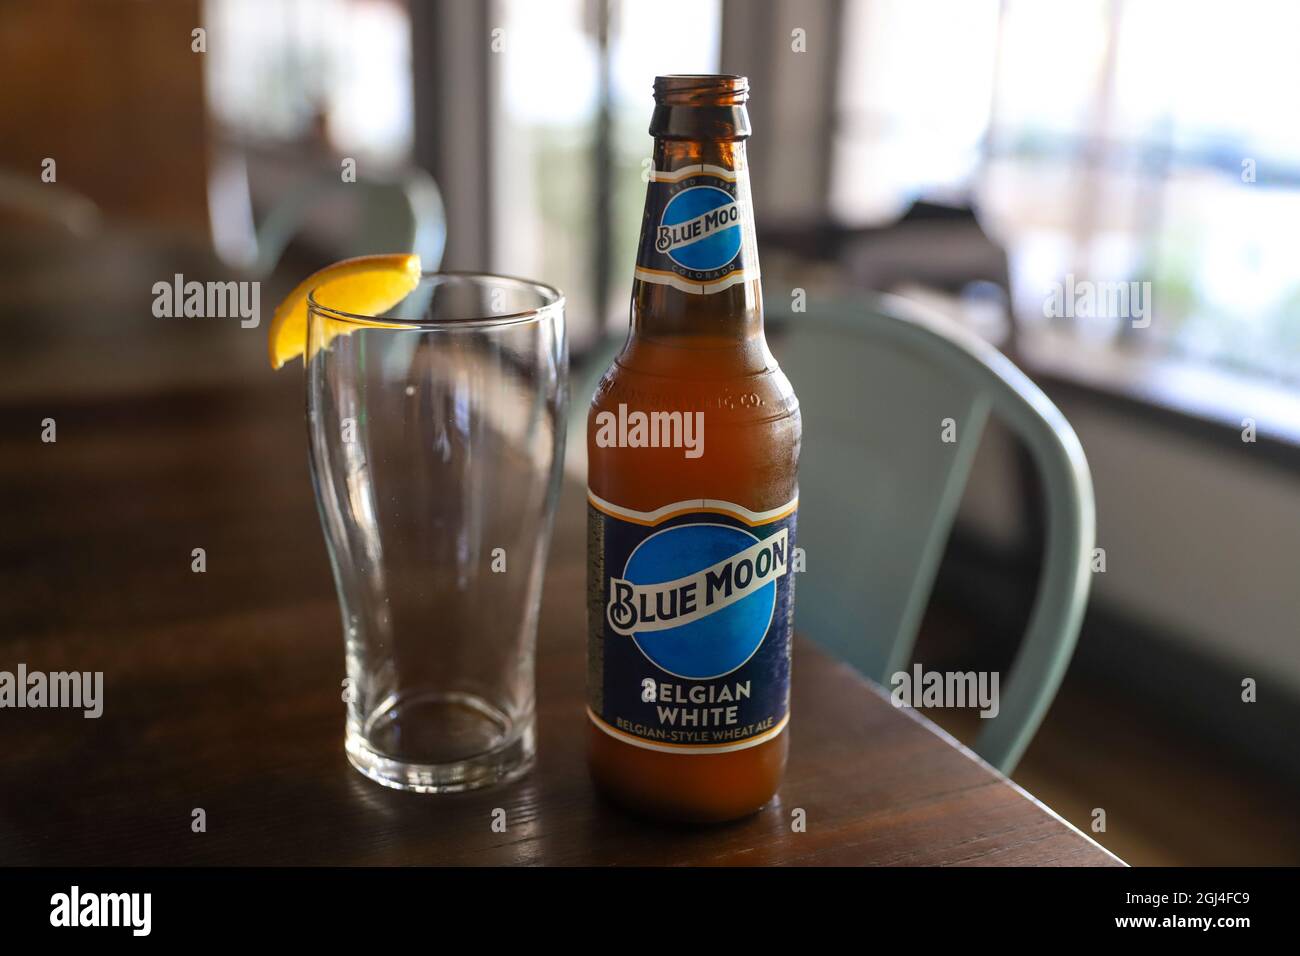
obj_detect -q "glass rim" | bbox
[307,270,565,330]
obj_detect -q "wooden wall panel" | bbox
[0,0,209,232]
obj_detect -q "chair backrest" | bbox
[251,165,447,277]
[768,294,1094,772]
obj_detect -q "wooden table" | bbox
[0,369,1120,866]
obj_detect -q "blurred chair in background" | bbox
[206,124,447,278]
[769,295,1093,772]
[763,200,1015,349]
[244,162,447,277]
[838,202,1010,299]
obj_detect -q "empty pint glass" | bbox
[306,273,567,792]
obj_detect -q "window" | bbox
[606,0,722,330]
[494,0,601,337]
[205,0,413,163]
[493,0,720,343]
[832,0,1300,383]
[832,0,1000,222]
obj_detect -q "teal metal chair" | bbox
[767,294,1094,773]
[571,293,1094,773]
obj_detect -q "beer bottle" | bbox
[586,75,801,822]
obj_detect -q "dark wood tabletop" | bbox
[0,345,1120,866]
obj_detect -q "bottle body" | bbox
[585,76,801,822]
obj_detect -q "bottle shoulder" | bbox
[590,336,800,426]
[586,339,800,511]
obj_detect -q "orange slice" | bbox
[267,253,421,369]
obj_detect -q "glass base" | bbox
[345,691,535,793]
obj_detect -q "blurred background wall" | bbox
[1,0,1297,864]
[0,0,209,230]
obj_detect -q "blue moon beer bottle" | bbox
[586,75,801,821]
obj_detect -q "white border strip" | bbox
[633,267,756,295]
[588,707,789,754]
[650,163,737,183]
[588,490,797,525]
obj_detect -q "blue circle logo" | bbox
[619,523,775,679]
[656,186,743,274]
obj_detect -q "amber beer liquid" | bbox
[586,75,801,822]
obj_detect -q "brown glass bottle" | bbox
[586,75,801,822]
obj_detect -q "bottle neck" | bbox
[629,134,763,348]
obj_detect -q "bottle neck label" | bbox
[634,161,761,295]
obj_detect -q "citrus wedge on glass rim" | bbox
[267,253,422,369]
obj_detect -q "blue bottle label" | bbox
[633,162,760,295]
[587,492,796,753]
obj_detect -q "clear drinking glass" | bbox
[306,274,566,792]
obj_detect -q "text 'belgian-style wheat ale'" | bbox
[586,75,801,822]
